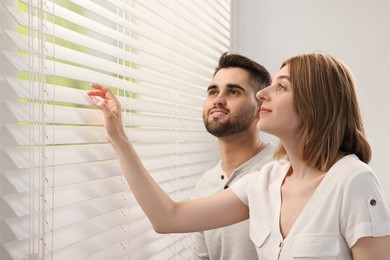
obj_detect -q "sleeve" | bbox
[230,161,280,206]
[230,172,255,206]
[192,231,210,260]
[341,169,390,248]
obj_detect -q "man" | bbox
[192,52,276,259]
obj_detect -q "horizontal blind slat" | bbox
[6,124,213,145]
[5,4,216,78]
[4,29,212,88]
[4,193,130,239]
[4,100,205,128]
[3,50,207,97]
[13,2,220,68]
[4,141,215,169]
[68,0,229,55]
[5,76,206,109]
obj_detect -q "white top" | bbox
[191,144,275,260]
[231,154,390,260]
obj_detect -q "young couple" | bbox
[87,52,390,259]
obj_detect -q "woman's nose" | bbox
[256,88,267,102]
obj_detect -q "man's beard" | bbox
[203,108,256,137]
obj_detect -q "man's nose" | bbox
[213,93,226,106]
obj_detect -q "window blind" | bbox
[0,0,232,259]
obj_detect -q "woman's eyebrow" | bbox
[276,75,291,81]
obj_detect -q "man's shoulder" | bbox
[243,143,277,172]
[192,161,223,198]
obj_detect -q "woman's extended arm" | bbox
[86,83,249,233]
[352,236,390,260]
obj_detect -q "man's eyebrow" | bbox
[207,85,218,91]
[226,83,245,91]
[207,83,246,92]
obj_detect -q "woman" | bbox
[87,53,390,259]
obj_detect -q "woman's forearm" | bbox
[112,139,179,233]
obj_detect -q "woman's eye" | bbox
[277,84,286,91]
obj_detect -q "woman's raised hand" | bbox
[86,83,128,145]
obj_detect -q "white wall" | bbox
[235,0,390,199]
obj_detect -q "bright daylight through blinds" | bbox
[0,0,232,259]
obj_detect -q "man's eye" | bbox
[208,90,217,95]
[231,90,239,95]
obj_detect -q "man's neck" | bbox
[218,133,265,177]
